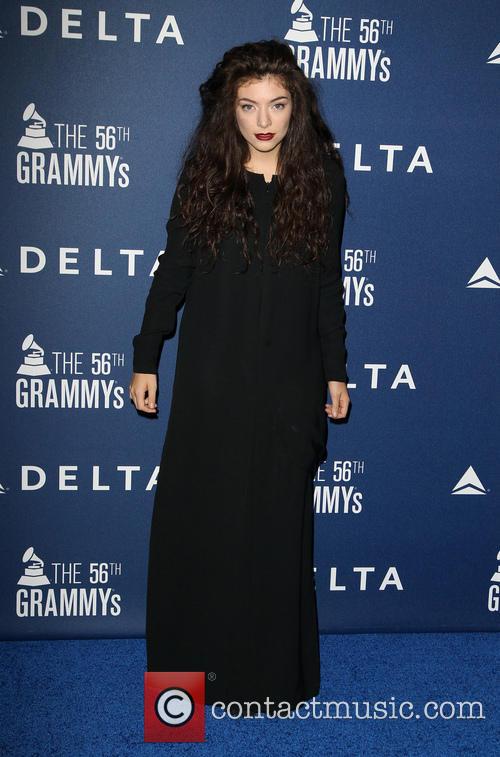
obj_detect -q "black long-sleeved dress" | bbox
[133,153,348,708]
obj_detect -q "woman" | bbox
[130,38,350,713]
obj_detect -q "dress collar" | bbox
[244,168,277,185]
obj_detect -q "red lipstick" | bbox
[255,133,275,141]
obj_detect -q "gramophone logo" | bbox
[488,551,500,612]
[451,466,487,495]
[283,0,393,82]
[284,0,318,43]
[466,258,500,289]
[17,333,51,376]
[17,103,53,150]
[17,546,50,587]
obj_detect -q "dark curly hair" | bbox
[174,37,350,271]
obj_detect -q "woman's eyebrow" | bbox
[237,95,289,103]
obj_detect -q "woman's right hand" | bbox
[129,372,158,414]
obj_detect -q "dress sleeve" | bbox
[132,179,196,374]
[318,160,348,384]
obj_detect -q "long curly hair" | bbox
[174,37,350,271]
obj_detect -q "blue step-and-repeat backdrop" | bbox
[1,1,499,640]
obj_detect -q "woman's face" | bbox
[235,75,292,159]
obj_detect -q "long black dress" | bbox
[133,154,348,708]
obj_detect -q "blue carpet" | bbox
[1,633,498,756]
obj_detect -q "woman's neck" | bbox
[244,147,280,182]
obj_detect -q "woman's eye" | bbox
[240,103,286,112]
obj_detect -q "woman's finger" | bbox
[138,389,156,413]
[324,393,349,419]
[130,383,155,412]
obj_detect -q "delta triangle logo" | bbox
[487,43,500,64]
[451,465,487,495]
[466,257,500,289]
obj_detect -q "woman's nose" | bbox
[257,110,271,129]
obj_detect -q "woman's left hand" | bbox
[325,380,350,420]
